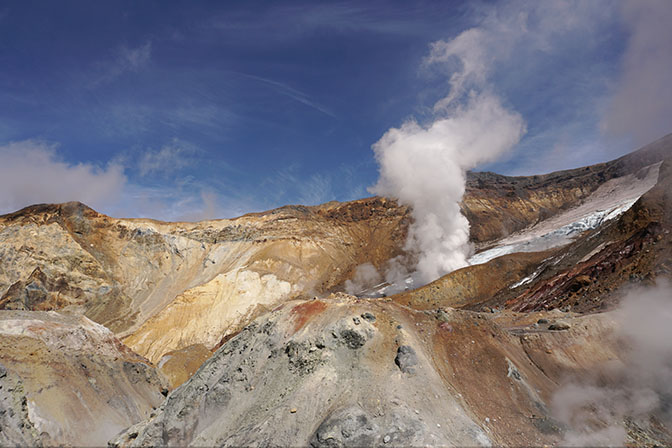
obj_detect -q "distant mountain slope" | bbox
[396,155,671,314]
[462,133,672,245]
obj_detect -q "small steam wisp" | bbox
[551,281,672,446]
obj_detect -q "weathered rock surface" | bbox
[462,133,672,245]
[111,296,653,447]
[157,343,213,390]
[0,311,164,446]
[0,197,409,363]
[0,362,42,447]
[395,150,672,317]
[394,345,418,374]
[466,157,672,314]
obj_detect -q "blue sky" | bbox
[1,1,670,220]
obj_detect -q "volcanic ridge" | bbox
[1,134,671,446]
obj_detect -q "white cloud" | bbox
[0,140,126,214]
[0,139,255,221]
[601,0,672,146]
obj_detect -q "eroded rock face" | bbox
[396,156,672,316]
[0,197,409,363]
[462,133,672,245]
[0,312,164,446]
[458,158,672,315]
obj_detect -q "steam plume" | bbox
[370,29,525,284]
[552,281,672,446]
[602,0,672,147]
[344,263,382,295]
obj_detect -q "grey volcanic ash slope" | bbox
[112,294,667,447]
[1,135,672,446]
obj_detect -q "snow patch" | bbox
[511,271,539,289]
[469,163,660,266]
[468,199,638,266]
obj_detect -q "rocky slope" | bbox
[396,157,671,315]
[0,197,408,363]
[466,157,672,314]
[0,133,671,446]
[0,312,164,446]
[112,294,658,447]
[462,133,672,246]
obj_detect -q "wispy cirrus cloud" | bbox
[298,173,334,206]
[90,99,235,140]
[258,160,369,208]
[137,139,198,177]
[237,72,336,118]
[208,3,456,38]
[90,41,152,87]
